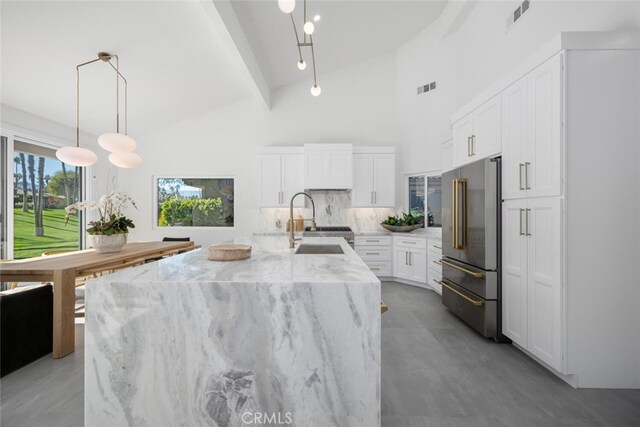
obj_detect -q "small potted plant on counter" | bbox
[381,212,424,232]
[65,191,137,253]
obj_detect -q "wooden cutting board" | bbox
[207,244,252,261]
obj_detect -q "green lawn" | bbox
[13,208,80,259]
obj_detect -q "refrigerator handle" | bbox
[452,178,467,250]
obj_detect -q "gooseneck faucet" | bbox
[289,192,317,248]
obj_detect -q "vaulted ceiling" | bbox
[1,0,449,136]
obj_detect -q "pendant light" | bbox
[55,58,99,167]
[108,152,142,168]
[96,53,138,155]
[280,0,321,96]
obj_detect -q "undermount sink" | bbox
[295,244,344,255]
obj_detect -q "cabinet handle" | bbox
[519,208,524,236]
[433,260,442,266]
[366,239,380,243]
[370,268,380,271]
[371,191,374,204]
[374,191,377,204]
[467,136,472,157]
[366,252,380,255]
[405,252,408,265]
[525,208,531,236]
[524,162,531,190]
[433,245,442,250]
[471,135,476,156]
[519,164,525,190]
[402,241,416,245]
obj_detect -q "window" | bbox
[156,177,234,227]
[407,172,442,228]
[12,141,82,258]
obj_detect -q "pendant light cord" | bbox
[75,57,101,148]
[106,56,128,135]
[290,14,303,63]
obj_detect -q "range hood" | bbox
[304,143,353,190]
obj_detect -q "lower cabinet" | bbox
[354,236,392,277]
[393,235,427,285]
[502,197,563,372]
[427,237,443,294]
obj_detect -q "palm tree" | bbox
[19,153,28,212]
[61,161,70,206]
[27,155,46,237]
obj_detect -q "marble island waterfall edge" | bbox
[85,237,381,427]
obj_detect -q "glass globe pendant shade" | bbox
[108,151,142,168]
[303,22,315,35]
[297,59,307,70]
[98,132,137,153]
[310,84,322,96]
[278,0,296,14]
[55,146,98,167]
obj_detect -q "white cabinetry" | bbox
[502,54,563,200]
[259,149,304,207]
[304,144,353,189]
[452,95,501,168]
[355,235,392,277]
[352,148,395,207]
[502,198,563,371]
[393,235,427,285]
[427,237,443,294]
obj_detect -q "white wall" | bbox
[119,53,403,245]
[397,0,640,174]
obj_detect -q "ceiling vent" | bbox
[507,0,531,31]
[417,81,437,95]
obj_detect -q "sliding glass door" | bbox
[11,140,83,259]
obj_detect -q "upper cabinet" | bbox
[259,148,304,207]
[452,95,502,168]
[304,143,353,189]
[352,148,396,207]
[503,54,563,200]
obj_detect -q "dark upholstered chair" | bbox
[0,284,53,377]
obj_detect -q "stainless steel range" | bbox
[303,226,355,248]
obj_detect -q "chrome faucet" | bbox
[289,192,317,248]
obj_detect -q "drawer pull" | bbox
[439,280,484,306]
[370,268,380,271]
[366,252,380,255]
[440,259,485,278]
[432,260,442,266]
[402,241,416,245]
[433,245,442,250]
[366,239,380,243]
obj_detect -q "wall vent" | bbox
[417,81,437,95]
[507,0,531,31]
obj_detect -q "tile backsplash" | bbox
[258,190,397,233]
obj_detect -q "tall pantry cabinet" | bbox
[459,32,640,388]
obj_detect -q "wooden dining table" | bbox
[0,241,199,358]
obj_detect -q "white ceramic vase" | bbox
[89,233,128,253]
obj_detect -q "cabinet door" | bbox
[502,78,527,200]
[352,154,374,207]
[409,249,427,284]
[452,113,474,168]
[393,248,410,280]
[282,153,305,207]
[502,200,528,347]
[474,95,502,159]
[526,54,563,198]
[373,154,395,207]
[526,197,563,372]
[259,154,282,207]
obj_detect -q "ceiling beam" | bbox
[199,0,271,110]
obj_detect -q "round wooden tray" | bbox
[207,244,252,261]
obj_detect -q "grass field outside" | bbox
[13,208,80,259]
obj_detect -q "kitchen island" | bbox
[85,237,380,426]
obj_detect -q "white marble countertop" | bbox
[93,236,378,284]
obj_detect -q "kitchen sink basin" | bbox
[295,244,344,255]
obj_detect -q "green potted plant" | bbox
[65,191,137,253]
[381,212,424,232]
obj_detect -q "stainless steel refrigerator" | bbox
[441,157,504,340]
